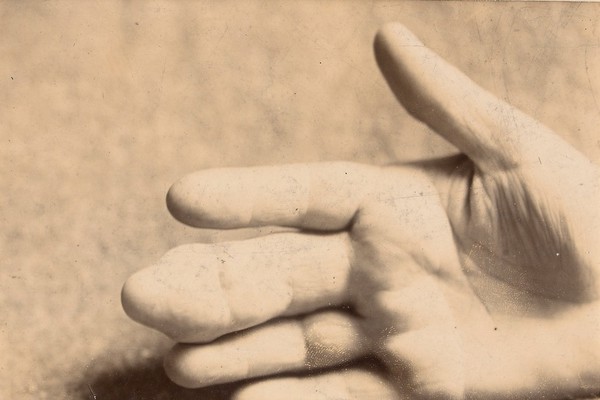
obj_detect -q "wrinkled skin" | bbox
[122,24,600,399]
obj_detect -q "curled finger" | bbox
[164,310,368,388]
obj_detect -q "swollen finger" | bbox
[374,23,580,172]
[166,162,377,230]
[233,368,401,400]
[121,232,352,343]
[164,311,367,388]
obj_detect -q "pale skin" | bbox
[121,24,600,399]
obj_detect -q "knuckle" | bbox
[303,312,361,367]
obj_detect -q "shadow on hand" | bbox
[77,357,241,400]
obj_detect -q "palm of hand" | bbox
[344,165,484,398]
[340,159,598,398]
[458,155,600,396]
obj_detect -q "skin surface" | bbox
[122,24,600,399]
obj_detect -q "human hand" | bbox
[121,24,600,399]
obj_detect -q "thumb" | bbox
[374,23,577,172]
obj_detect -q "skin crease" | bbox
[121,24,600,399]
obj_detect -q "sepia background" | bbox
[2,1,600,399]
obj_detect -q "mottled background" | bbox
[1,1,600,399]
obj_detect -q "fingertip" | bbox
[166,174,200,227]
[166,169,255,229]
[120,270,151,325]
[121,271,171,337]
[373,22,441,132]
[163,344,204,389]
[121,248,230,343]
[374,22,420,57]
[374,23,423,76]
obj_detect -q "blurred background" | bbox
[1,1,600,399]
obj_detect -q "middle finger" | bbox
[121,232,352,342]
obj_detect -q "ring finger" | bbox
[164,310,367,388]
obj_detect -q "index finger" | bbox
[166,162,377,230]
